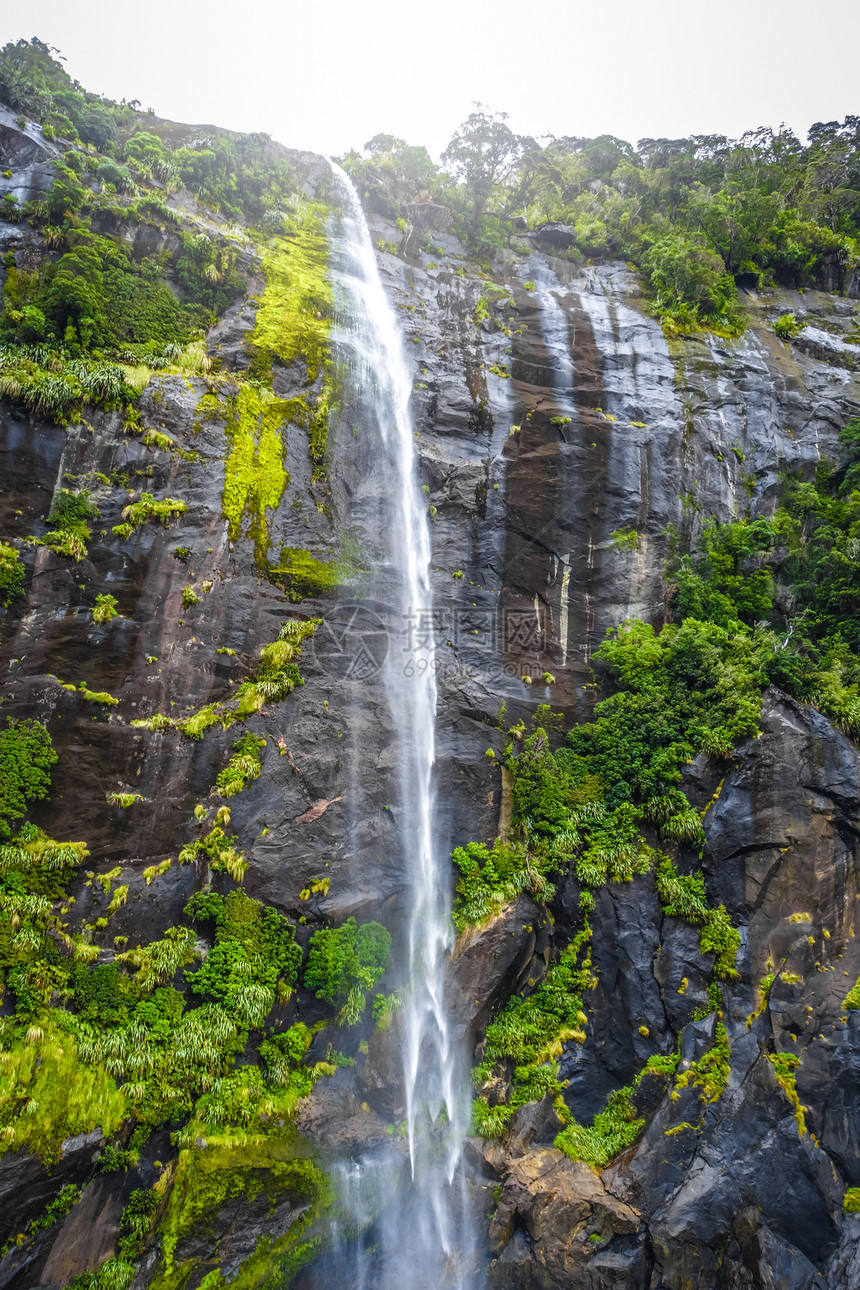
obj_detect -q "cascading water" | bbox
[320,164,478,1288]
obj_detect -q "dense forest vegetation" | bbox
[343,106,860,334]
[0,37,306,426]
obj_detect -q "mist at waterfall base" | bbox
[293,166,481,1289]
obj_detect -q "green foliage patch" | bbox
[0,542,25,604]
[0,719,57,837]
[472,925,594,1136]
[305,917,391,1023]
[32,487,99,561]
[132,617,319,739]
[215,733,265,798]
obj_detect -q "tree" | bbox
[363,133,437,188]
[442,105,532,234]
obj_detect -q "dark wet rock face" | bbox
[2,107,860,1290]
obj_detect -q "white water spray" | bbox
[326,164,476,1288]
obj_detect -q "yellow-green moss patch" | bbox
[150,1136,327,1289]
[0,1021,128,1163]
[222,384,290,564]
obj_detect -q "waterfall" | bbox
[323,164,477,1288]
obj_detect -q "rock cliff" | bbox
[1,93,860,1290]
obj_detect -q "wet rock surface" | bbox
[1,112,860,1288]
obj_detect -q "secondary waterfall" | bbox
[324,164,477,1288]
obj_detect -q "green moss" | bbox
[247,206,337,479]
[222,384,289,565]
[768,1051,806,1134]
[251,213,332,384]
[151,1139,327,1288]
[844,1187,860,1213]
[75,682,119,706]
[268,547,345,600]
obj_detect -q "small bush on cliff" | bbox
[452,837,555,930]
[33,488,99,562]
[305,917,391,1018]
[0,542,25,604]
[0,718,57,837]
[118,492,187,532]
[186,890,302,1028]
[555,1085,645,1168]
[92,593,118,624]
[215,733,265,798]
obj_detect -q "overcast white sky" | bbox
[5,0,859,159]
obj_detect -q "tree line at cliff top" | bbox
[2,36,860,338]
[345,107,860,334]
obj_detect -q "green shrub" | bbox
[215,733,265,797]
[92,593,118,624]
[0,718,57,837]
[117,492,187,532]
[304,917,391,1013]
[117,1188,158,1259]
[34,488,99,561]
[0,543,25,604]
[774,311,802,340]
[186,890,301,1029]
[452,838,555,930]
[555,1085,644,1168]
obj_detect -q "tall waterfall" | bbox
[324,164,477,1288]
